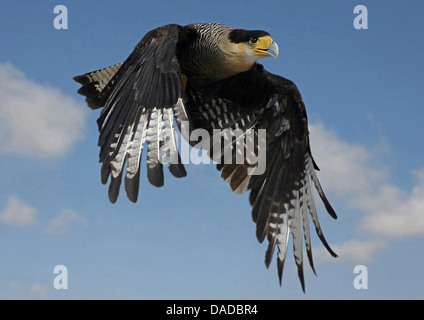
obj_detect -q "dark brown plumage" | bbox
[73,22,337,291]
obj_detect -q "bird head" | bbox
[228,29,279,60]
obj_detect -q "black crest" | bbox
[229,29,270,43]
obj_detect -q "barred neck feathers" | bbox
[182,23,249,83]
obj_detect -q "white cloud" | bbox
[309,122,387,196]
[44,209,87,235]
[358,169,424,239]
[308,122,424,262]
[0,63,86,159]
[314,239,387,265]
[0,196,86,234]
[0,196,37,228]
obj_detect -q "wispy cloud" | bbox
[29,283,49,300]
[9,282,48,300]
[314,239,387,264]
[309,122,388,196]
[309,122,424,262]
[357,169,424,239]
[44,209,87,235]
[0,196,86,235]
[0,62,86,159]
[0,196,37,228]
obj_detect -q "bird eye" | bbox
[250,38,258,44]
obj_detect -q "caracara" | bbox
[74,23,338,291]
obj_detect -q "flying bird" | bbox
[74,23,338,291]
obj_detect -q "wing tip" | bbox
[73,74,87,84]
[147,164,165,188]
[125,172,141,203]
[168,163,187,178]
[325,201,338,220]
[277,258,285,287]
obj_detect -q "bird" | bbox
[73,22,338,291]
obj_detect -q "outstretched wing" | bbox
[74,24,188,203]
[186,64,338,291]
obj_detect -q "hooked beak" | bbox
[265,41,279,59]
[254,36,279,59]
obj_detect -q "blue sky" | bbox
[0,0,423,299]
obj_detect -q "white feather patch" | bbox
[126,110,148,179]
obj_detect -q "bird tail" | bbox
[73,63,124,110]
